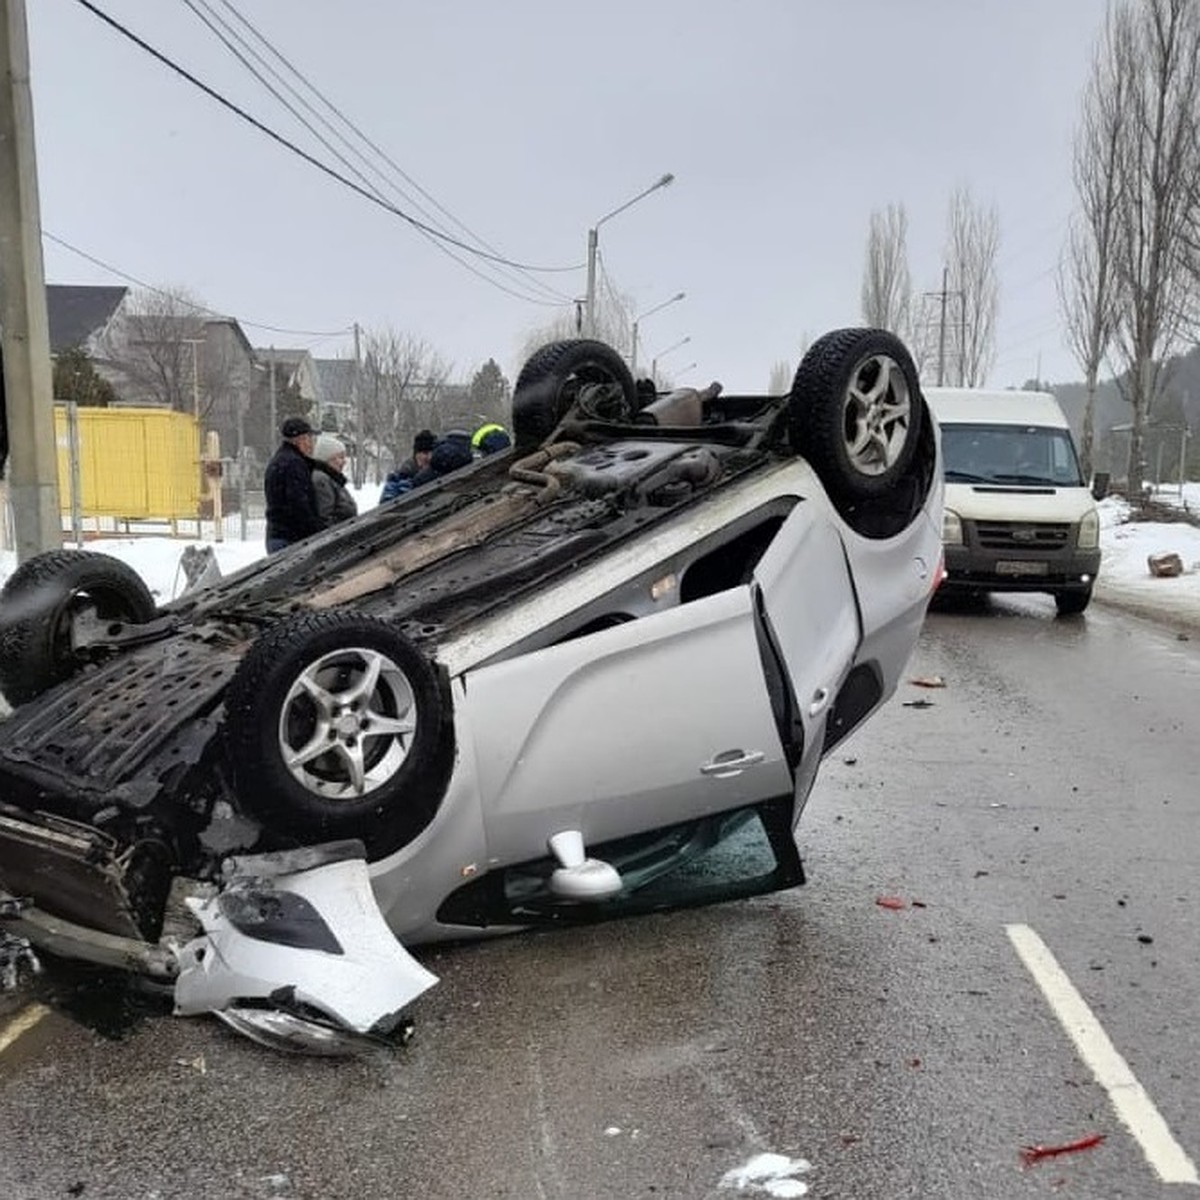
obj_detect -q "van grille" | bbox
[974,521,1070,550]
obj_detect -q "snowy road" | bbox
[0,594,1197,1198]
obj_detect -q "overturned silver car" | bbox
[0,329,943,1052]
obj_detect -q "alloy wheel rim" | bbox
[841,353,911,476]
[278,646,416,800]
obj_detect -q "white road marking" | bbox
[1006,923,1198,1185]
[0,1002,49,1053]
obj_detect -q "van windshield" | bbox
[940,423,1085,487]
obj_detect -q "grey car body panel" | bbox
[464,585,792,864]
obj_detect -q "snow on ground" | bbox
[2,482,1200,628]
[1095,486,1200,630]
[0,484,380,603]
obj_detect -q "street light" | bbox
[585,172,675,337]
[651,335,691,387]
[631,291,684,376]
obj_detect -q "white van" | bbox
[924,388,1102,614]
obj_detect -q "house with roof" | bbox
[45,285,129,356]
[312,357,357,432]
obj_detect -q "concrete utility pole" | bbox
[0,0,61,560]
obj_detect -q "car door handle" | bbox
[700,750,766,778]
[808,687,831,718]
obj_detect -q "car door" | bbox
[461,584,793,866]
[752,494,862,796]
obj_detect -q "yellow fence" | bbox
[55,406,201,520]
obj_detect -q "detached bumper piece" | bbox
[173,841,438,1056]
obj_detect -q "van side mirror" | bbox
[1091,471,1110,501]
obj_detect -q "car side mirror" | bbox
[1091,472,1110,501]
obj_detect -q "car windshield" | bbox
[940,422,1084,487]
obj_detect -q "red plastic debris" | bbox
[1020,1133,1106,1166]
[875,896,906,910]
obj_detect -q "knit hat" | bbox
[312,433,346,462]
[413,429,436,454]
[281,416,314,439]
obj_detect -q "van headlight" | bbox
[942,508,963,546]
[1078,508,1100,550]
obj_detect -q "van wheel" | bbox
[1055,589,1092,616]
[224,611,453,858]
[789,328,924,501]
[0,550,156,706]
[512,339,638,451]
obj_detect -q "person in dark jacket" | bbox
[410,429,474,488]
[264,416,322,553]
[311,433,358,528]
[380,429,436,503]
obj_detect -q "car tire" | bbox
[789,328,925,502]
[512,339,638,451]
[0,549,157,706]
[224,611,453,858]
[1055,589,1092,616]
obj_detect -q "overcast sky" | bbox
[26,0,1110,394]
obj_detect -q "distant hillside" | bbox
[1050,344,1200,482]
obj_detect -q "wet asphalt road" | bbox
[0,595,1198,1200]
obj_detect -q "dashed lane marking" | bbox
[0,1003,49,1054]
[1007,923,1198,1186]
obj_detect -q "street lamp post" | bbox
[651,335,691,387]
[585,172,674,337]
[631,291,684,376]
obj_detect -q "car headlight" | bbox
[1078,507,1100,550]
[942,508,963,546]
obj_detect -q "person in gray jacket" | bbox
[310,433,358,528]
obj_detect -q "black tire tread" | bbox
[789,327,925,502]
[0,550,156,705]
[224,610,453,857]
[512,339,637,450]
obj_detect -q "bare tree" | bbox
[97,286,243,431]
[1059,11,1130,479]
[358,328,450,483]
[767,359,792,394]
[944,187,1000,386]
[518,277,635,374]
[1106,0,1200,495]
[860,203,913,338]
[99,286,205,412]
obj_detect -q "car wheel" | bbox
[1055,589,1092,616]
[512,339,638,451]
[0,549,156,706]
[789,328,925,502]
[224,611,453,857]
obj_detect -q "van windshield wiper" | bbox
[944,469,992,483]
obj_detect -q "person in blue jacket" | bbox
[410,430,474,488]
[380,429,436,503]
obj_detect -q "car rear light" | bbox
[931,552,947,593]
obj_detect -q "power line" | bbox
[210,0,581,283]
[43,230,352,337]
[180,0,570,308]
[73,0,581,282]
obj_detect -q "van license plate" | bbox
[996,560,1048,576]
